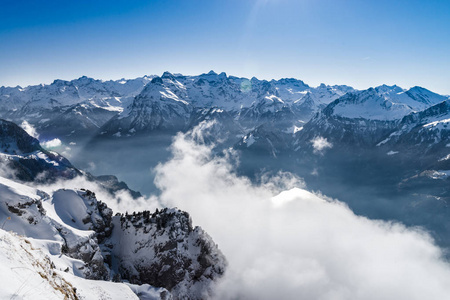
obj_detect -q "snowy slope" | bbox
[331,86,448,121]
[0,229,79,300]
[332,88,413,121]
[375,85,447,112]
[0,174,225,299]
[0,228,171,300]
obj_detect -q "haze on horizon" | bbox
[1,0,449,94]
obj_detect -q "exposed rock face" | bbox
[110,208,227,299]
[56,189,113,281]
[236,122,294,157]
[45,189,227,298]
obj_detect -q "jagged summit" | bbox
[374,84,404,94]
[198,70,227,82]
[161,71,175,79]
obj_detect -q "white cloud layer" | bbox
[41,138,62,149]
[311,136,333,154]
[155,132,450,300]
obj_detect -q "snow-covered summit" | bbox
[330,88,412,121]
[322,85,448,121]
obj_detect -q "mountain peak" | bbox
[405,86,447,106]
[51,79,68,85]
[408,86,427,92]
[374,84,404,95]
[161,71,175,79]
[199,70,227,82]
[76,75,95,81]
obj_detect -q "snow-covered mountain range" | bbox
[0,76,152,142]
[1,71,450,298]
[238,84,449,155]
[0,71,354,143]
[1,71,447,150]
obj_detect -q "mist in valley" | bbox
[57,122,450,253]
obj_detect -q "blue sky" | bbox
[1,0,449,94]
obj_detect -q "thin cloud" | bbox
[20,120,39,139]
